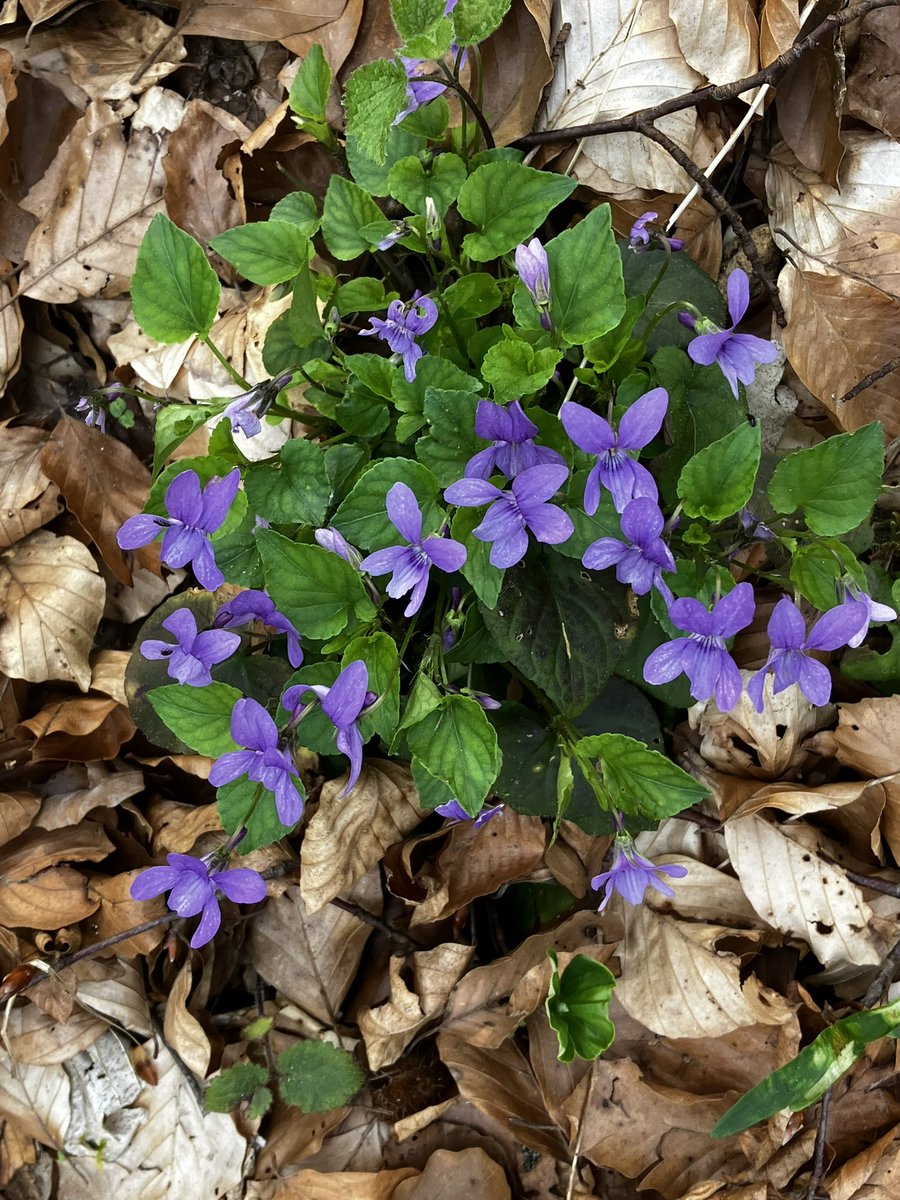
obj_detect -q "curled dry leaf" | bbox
[0,865,99,928]
[41,413,158,587]
[759,0,800,67]
[0,424,61,550]
[2,999,106,1066]
[479,0,552,145]
[163,960,210,1078]
[179,0,362,66]
[0,821,112,879]
[89,649,131,707]
[36,762,144,830]
[724,813,884,970]
[85,871,167,958]
[17,695,135,761]
[18,98,169,304]
[147,799,221,855]
[845,7,900,140]
[0,529,106,691]
[775,34,845,187]
[272,1166,418,1200]
[301,760,424,915]
[0,790,40,847]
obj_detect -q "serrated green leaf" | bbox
[575,732,707,819]
[677,420,761,521]
[335,277,392,315]
[321,175,384,260]
[392,0,446,39]
[457,162,576,261]
[248,1087,273,1119]
[546,204,625,345]
[205,1063,270,1113]
[288,43,332,122]
[452,0,512,45]
[341,632,400,744]
[217,774,300,851]
[270,191,320,237]
[546,950,616,1062]
[210,221,309,286]
[151,403,218,477]
[277,1041,365,1112]
[415,388,482,484]
[344,59,410,164]
[258,530,376,640]
[481,335,561,401]
[132,213,220,343]
[332,458,442,551]
[768,422,884,536]
[442,273,502,319]
[407,694,501,816]
[451,504,503,609]
[388,152,467,216]
[393,672,443,749]
[148,683,242,757]
[244,438,330,526]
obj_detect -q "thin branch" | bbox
[862,933,900,1008]
[846,869,900,900]
[329,896,426,950]
[837,355,900,406]
[806,1086,832,1200]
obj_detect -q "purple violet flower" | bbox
[141,608,240,686]
[283,661,372,797]
[444,463,573,569]
[591,832,687,912]
[583,498,675,599]
[315,527,363,569]
[628,211,684,253]
[130,852,266,949]
[842,584,897,649]
[221,374,292,438]
[117,468,240,591]
[75,394,108,434]
[375,222,410,251]
[393,1,462,123]
[213,589,303,668]
[642,582,756,711]
[358,482,466,616]
[684,269,779,398]
[360,293,438,382]
[464,399,566,481]
[514,238,552,327]
[435,798,505,827]
[445,684,501,710]
[560,388,667,515]
[746,596,869,711]
[208,698,304,826]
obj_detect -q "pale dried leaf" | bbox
[670,0,757,84]
[60,1,186,101]
[90,649,131,706]
[0,45,15,143]
[37,763,144,830]
[809,696,900,780]
[0,1039,71,1148]
[393,1147,511,1199]
[255,1103,349,1180]
[0,258,22,397]
[479,0,552,145]
[845,9,900,140]
[0,790,40,846]
[0,529,105,690]
[3,999,105,1065]
[19,98,170,304]
[301,760,424,914]
[779,264,900,437]
[828,230,900,297]
[0,424,61,550]
[180,0,358,64]
[0,864,99,927]
[147,799,221,854]
[272,1166,418,1200]
[775,39,845,187]
[759,0,800,66]
[724,813,883,968]
[825,1122,900,1200]
[86,871,167,958]
[163,961,210,1077]
[616,901,794,1038]
[644,854,762,927]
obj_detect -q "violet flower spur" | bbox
[117,467,240,591]
[208,698,304,826]
[628,211,684,253]
[746,596,869,712]
[583,498,675,599]
[358,482,466,617]
[560,388,667,515]
[141,608,240,686]
[591,833,688,912]
[444,463,574,569]
[130,852,266,949]
[642,582,756,711]
[435,799,505,827]
[222,373,293,438]
[283,660,372,797]
[464,399,566,480]
[213,589,303,668]
[842,583,897,649]
[684,268,779,398]
[360,293,438,382]
[514,238,552,328]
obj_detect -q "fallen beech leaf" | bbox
[0,258,21,397]
[0,865,99,927]
[0,791,40,846]
[18,695,134,761]
[775,37,845,187]
[0,1036,71,1149]
[0,424,61,550]
[0,821,112,879]
[479,0,552,145]
[86,871,167,957]
[824,1122,900,1200]
[163,100,248,256]
[301,760,424,915]
[845,8,900,140]
[19,97,170,304]
[90,649,131,707]
[0,47,15,146]
[0,1121,36,1189]
[147,799,222,854]
[1,998,105,1067]
[759,0,800,66]
[36,762,144,830]
[164,960,210,1077]
[670,0,758,84]
[809,695,900,781]
[0,529,105,691]
[179,0,361,66]
[41,413,158,586]
[59,1,186,102]
[272,1166,418,1199]
[393,1147,511,1199]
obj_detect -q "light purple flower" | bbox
[221,374,292,438]
[359,482,466,617]
[75,395,108,434]
[560,388,667,515]
[842,584,897,649]
[130,852,266,949]
[208,697,304,826]
[375,222,409,251]
[445,684,501,710]
[643,582,756,711]
[746,596,869,711]
[514,237,551,327]
[393,1,462,123]
[360,293,438,382]
[117,468,240,591]
[435,798,504,827]
[685,269,779,398]
[583,498,675,599]
[315,527,363,568]
[464,399,566,481]
[283,661,372,796]
[591,834,687,911]
[444,463,573,569]
[738,507,776,542]
[213,589,303,668]
[141,608,240,686]
[628,211,684,253]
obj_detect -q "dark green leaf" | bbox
[277,1041,365,1112]
[341,632,400,744]
[244,439,330,526]
[481,335,561,401]
[546,204,625,345]
[331,458,442,551]
[407,694,502,816]
[258,530,376,639]
[768,422,884,536]
[415,388,482,484]
[451,504,503,609]
[546,950,616,1062]
[457,162,575,261]
[148,682,241,757]
[790,540,866,611]
[388,152,467,216]
[205,1063,270,1113]
[132,213,220,342]
[623,243,727,354]
[321,175,384,260]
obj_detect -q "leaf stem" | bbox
[201,333,252,390]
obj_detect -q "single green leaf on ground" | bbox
[574,732,708,820]
[407,693,502,816]
[132,213,220,343]
[277,1041,365,1112]
[545,950,616,1063]
[205,1063,271,1114]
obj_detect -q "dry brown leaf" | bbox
[616,901,793,1039]
[845,8,900,140]
[775,38,845,187]
[86,871,167,957]
[59,1,186,102]
[273,1166,418,1200]
[358,943,474,1071]
[0,257,21,396]
[41,413,158,586]
[779,264,900,436]
[18,695,135,761]
[18,97,169,304]
[0,1029,73,1149]
[824,1122,900,1200]
[827,230,900,297]
[0,821,112,879]
[0,424,61,550]
[164,960,210,1077]
[0,790,40,846]
[301,760,424,915]
[0,1120,35,1189]
[164,99,248,254]
[180,0,361,67]
[810,695,900,780]
[90,649,131,706]
[479,0,552,145]
[0,864,99,927]
[147,798,221,854]
[724,813,883,969]
[0,45,16,144]
[393,1147,511,1199]
[248,881,374,1026]
[0,529,105,690]
[759,0,800,66]
[37,762,144,830]
[670,0,758,84]
[255,1101,349,1180]
[20,0,73,23]
[3,996,105,1065]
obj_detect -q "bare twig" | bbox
[837,355,900,406]
[806,1086,833,1200]
[329,896,426,949]
[845,869,900,900]
[862,933,900,1008]
[566,1064,596,1200]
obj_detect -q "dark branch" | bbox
[837,355,900,406]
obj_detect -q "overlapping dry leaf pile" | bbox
[0,2,899,1198]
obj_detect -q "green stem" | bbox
[200,333,252,390]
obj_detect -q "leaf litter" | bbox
[0,2,899,1199]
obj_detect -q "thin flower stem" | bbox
[422,72,495,150]
[200,334,252,390]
